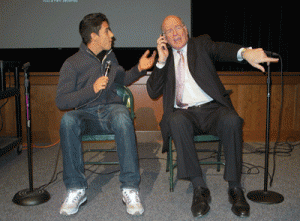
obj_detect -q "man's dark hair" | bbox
[79,13,109,45]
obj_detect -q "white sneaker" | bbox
[60,189,87,216]
[122,188,144,216]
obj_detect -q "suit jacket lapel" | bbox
[186,39,215,100]
[167,51,175,111]
[186,39,209,93]
[187,39,196,77]
[168,51,175,81]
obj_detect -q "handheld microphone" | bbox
[104,60,111,77]
[264,51,279,57]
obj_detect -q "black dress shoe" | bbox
[191,187,211,217]
[228,187,250,217]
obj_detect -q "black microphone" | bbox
[264,51,279,57]
[104,60,111,77]
[22,62,30,71]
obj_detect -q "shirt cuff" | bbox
[156,61,166,69]
[237,47,252,61]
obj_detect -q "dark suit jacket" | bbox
[147,34,244,153]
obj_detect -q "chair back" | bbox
[115,83,135,120]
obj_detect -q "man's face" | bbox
[162,16,188,50]
[92,21,114,52]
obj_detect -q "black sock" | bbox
[228,181,242,189]
[191,176,207,189]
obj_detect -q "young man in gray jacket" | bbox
[56,13,156,216]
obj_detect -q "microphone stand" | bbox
[247,63,284,204]
[12,63,50,206]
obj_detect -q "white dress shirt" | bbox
[156,44,248,108]
[173,45,213,108]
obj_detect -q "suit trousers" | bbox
[167,101,244,183]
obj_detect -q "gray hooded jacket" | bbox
[56,43,146,110]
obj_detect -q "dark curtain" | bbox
[191,5,296,72]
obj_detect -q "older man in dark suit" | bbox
[147,15,278,218]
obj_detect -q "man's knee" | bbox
[61,112,76,128]
[168,111,192,130]
[111,107,132,128]
[219,113,244,130]
[60,111,83,131]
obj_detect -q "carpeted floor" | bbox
[0,139,299,221]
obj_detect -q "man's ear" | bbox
[90,32,99,41]
[184,25,189,36]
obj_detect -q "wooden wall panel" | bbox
[0,72,299,144]
[129,85,163,131]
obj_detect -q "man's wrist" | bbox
[138,63,142,72]
[237,47,252,61]
[241,48,247,59]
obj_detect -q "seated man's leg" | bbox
[107,104,143,215]
[208,106,250,217]
[59,107,102,215]
[211,107,244,185]
[60,108,101,189]
[167,110,204,181]
[167,109,210,218]
[107,104,140,189]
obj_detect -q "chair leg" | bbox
[166,150,170,172]
[169,138,174,192]
[217,141,222,172]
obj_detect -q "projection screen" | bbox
[0,0,191,49]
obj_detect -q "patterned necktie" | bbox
[175,50,187,108]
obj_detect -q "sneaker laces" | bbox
[64,189,84,204]
[123,189,140,204]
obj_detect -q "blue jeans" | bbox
[59,104,140,190]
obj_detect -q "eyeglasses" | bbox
[163,25,185,36]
